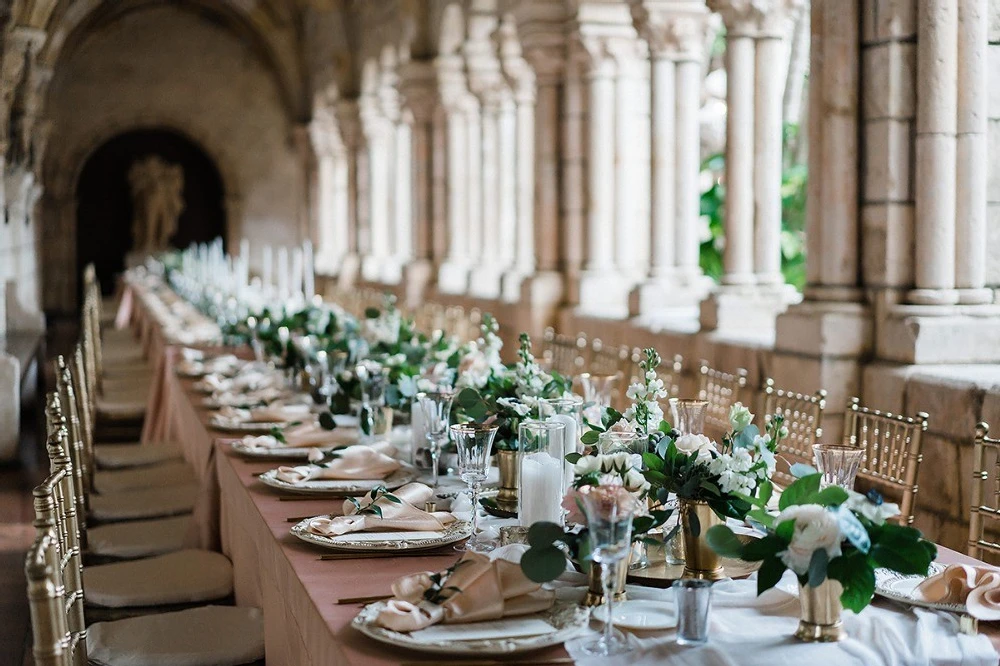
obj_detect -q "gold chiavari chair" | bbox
[697,361,749,439]
[28,420,264,665]
[45,390,235,618]
[541,327,587,376]
[969,422,1000,562]
[843,397,929,525]
[58,356,196,524]
[761,378,827,488]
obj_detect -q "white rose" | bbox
[844,490,900,525]
[624,468,650,493]
[604,451,634,473]
[728,402,754,432]
[776,504,843,576]
[674,433,717,460]
[574,455,602,476]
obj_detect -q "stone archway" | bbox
[75,127,225,294]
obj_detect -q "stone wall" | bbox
[40,4,308,311]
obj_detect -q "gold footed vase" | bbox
[583,558,629,607]
[495,450,519,514]
[795,579,847,642]
[679,499,726,580]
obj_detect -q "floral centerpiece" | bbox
[454,332,572,452]
[519,452,672,605]
[706,473,936,641]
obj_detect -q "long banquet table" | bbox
[121,277,1000,666]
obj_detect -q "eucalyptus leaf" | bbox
[706,525,743,558]
[835,504,871,554]
[687,510,701,538]
[318,412,338,431]
[807,548,829,587]
[520,545,569,584]
[581,431,600,446]
[757,556,787,596]
[527,521,566,549]
[778,473,822,510]
[789,462,817,478]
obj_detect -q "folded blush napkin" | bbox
[304,482,455,536]
[274,444,400,484]
[915,564,1000,620]
[241,422,358,450]
[306,439,395,462]
[374,550,555,632]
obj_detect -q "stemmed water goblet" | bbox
[450,423,499,552]
[415,390,455,488]
[576,484,637,657]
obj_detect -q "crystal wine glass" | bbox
[450,422,499,552]
[415,390,455,488]
[669,399,709,436]
[812,444,865,489]
[577,484,637,657]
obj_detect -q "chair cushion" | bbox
[94,442,182,469]
[90,484,197,522]
[85,550,233,608]
[94,459,194,491]
[97,396,147,421]
[94,461,194,494]
[88,515,190,559]
[87,605,264,666]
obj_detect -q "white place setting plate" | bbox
[591,599,677,631]
[351,601,589,655]
[258,463,419,495]
[874,562,964,613]
[290,519,473,552]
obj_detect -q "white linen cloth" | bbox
[559,572,997,666]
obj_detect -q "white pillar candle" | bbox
[548,414,578,493]
[277,247,289,299]
[519,452,565,527]
[291,247,304,299]
[262,245,273,291]
[303,240,315,298]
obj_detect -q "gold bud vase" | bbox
[583,559,629,607]
[495,449,519,514]
[795,579,847,642]
[679,499,725,580]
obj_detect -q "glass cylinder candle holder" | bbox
[539,396,585,491]
[812,444,865,490]
[670,399,709,435]
[518,420,567,528]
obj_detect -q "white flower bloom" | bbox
[607,418,639,435]
[574,455,602,476]
[624,468,650,493]
[455,350,491,389]
[844,491,900,525]
[604,451,634,473]
[731,448,754,473]
[674,433,717,460]
[496,397,532,417]
[776,504,844,576]
[626,382,646,401]
[729,402,754,432]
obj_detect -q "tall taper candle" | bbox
[277,247,289,299]
[262,245,273,291]
[291,247,304,299]
[303,240,315,298]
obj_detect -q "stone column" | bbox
[584,46,616,275]
[398,59,439,305]
[715,2,756,287]
[359,84,391,283]
[955,0,991,304]
[307,113,345,274]
[908,0,958,305]
[335,100,364,287]
[754,6,794,286]
[628,1,713,319]
[436,53,473,294]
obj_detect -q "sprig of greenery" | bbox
[346,485,402,519]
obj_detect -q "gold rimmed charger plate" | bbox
[351,600,589,656]
[290,519,472,552]
[258,463,419,495]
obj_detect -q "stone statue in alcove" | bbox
[128,155,184,253]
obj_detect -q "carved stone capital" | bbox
[334,99,364,148]
[705,0,758,36]
[629,0,710,59]
[398,60,440,122]
[707,0,805,37]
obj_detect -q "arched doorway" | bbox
[76,128,226,294]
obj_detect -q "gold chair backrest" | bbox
[587,338,628,377]
[969,422,1000,560]
[54,358,91,544]
[843,397,929,525]
[25,527,72,666]
[697,361,749,439]
[30,398,87,666]
[761,378,827,488]
[541,328,587,377]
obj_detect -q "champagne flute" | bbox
[450,423,499,552]
[577,484,637,657]
[415,390,455,488]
